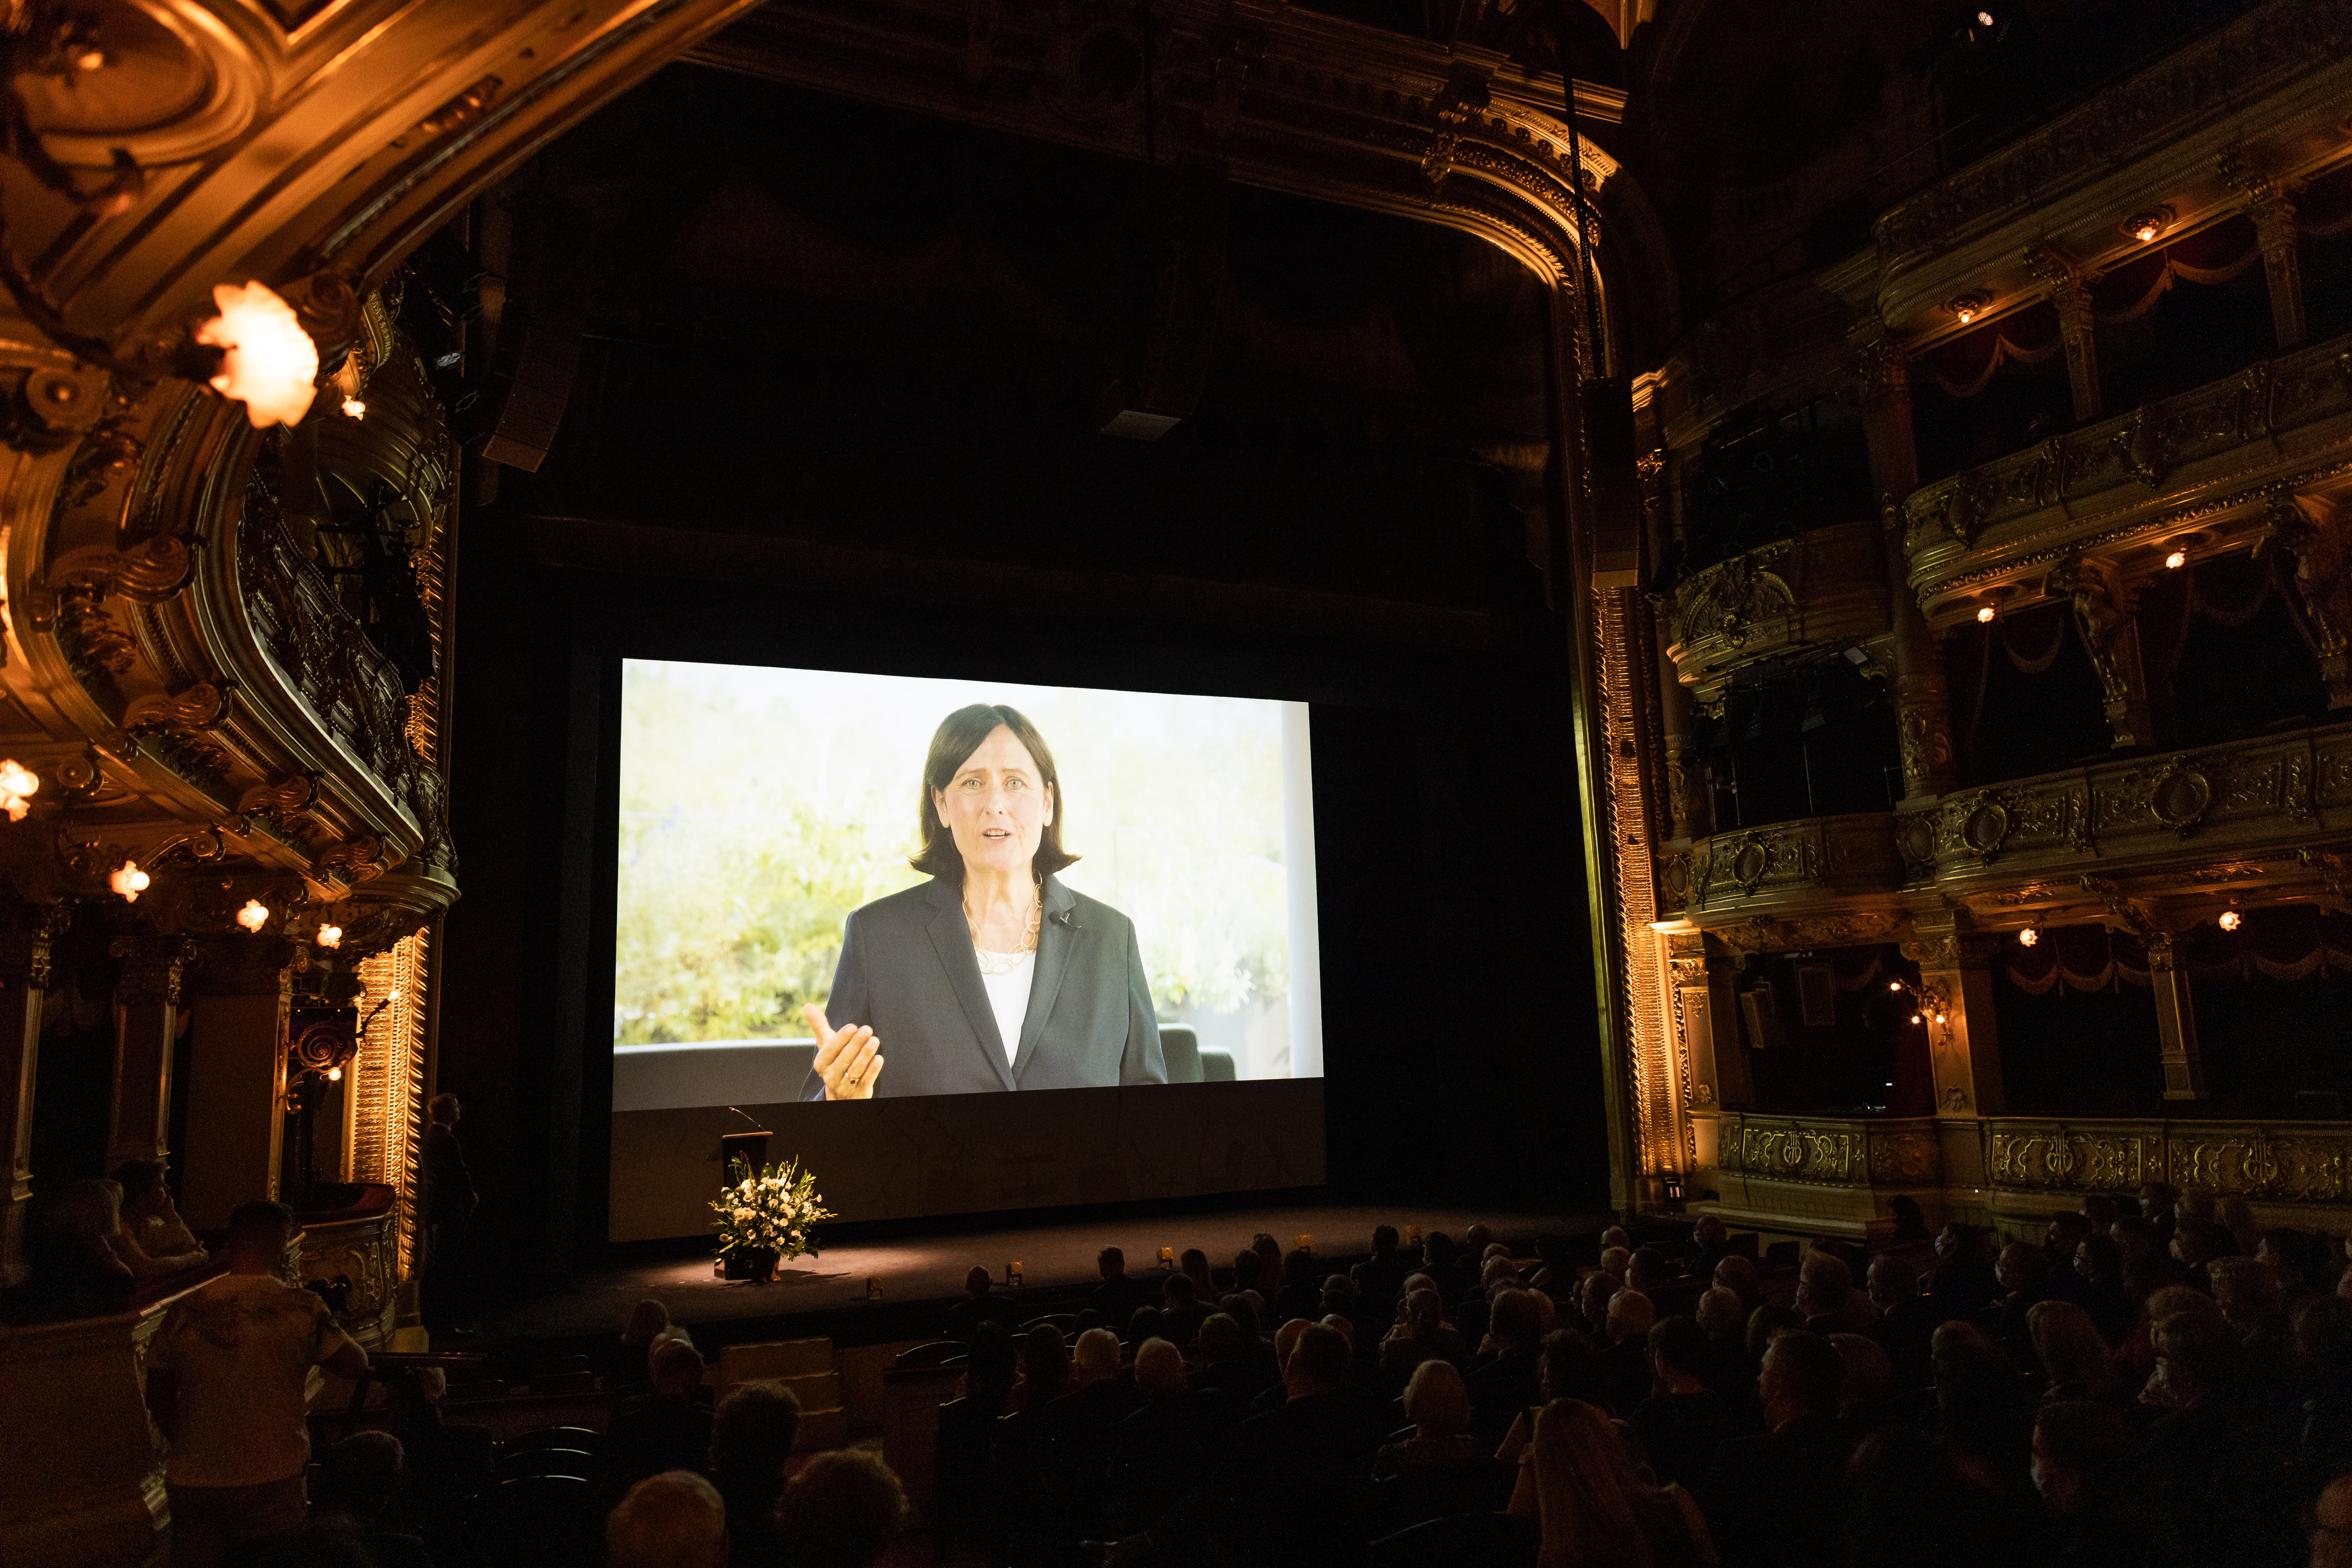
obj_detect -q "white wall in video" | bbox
[614,660,1321,1108]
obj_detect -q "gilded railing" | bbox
[1986,1119,2352,1204]
[1665,520,1891,697]
[1709,1113,1943,1189]
[1666,812,1903,915]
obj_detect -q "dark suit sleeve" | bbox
[1120,919,1167,1086]
[799,909,872,1101]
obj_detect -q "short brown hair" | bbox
[910,705,1077,879]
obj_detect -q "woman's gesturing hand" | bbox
[804,1005,884,1100]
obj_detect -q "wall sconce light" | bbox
[110,860,150,902]
[0,759,37,820]
[236,898,270,932]
[2164,548,2188,569]
[315,924,343,949]
[2122,205,2175,245]
[2218,909,2242,932]
[1977,606,1997,623]
[1006,1261,1022,1286]
[2018,927,2039,947]
[340,397,365,420]
[325,1065,342,1082]
[1947,291,1992,327]
[1889,975,1946,1025]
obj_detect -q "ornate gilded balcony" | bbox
[1695,1112,1943,1241]
[1981,1117,2352,1208]
[1662,812,1903,918]
[1899,328,2352,626]
[1665,519,1891,698]
[1895,720,2352,902]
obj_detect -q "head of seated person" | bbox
[1696,1286,1744,1340]
[2028,1300,2114,1395]
[1425,1232,1458,1275]
[1757,1328,1844,1430]
[1647,1315,1708,1393]
[1198,1311,1247,1366]
[1135,1337,1185,1401]
[651,1337,704,1402]
[775,1452,906,1568]
[1600,1225,1631,1253]
[1626,1247,1672,1296]
[1400,1271,1437,1300]
[2173,1219,2235,1269]
[1127,1305,1167,1345]
[313,1430,405,1526]
[610,1471,729,1568]
[1318,1312,1357,1356]
[1695,1216,1729,1250]
[1285,1323,1350,1399]
[2257,1226,2329,1293]
[1713,1253,1760,1300]
[1098,1245,1129,1281]
[1020,1324,1071,1402]
[1399,1287,1446,1340]
[1071,1327,1121,1387]
[1232,1248,1263,1294]
[1796,1251,1854,1321]
[1540,1327,1612,1408]
[1404,1358,1471,1437]
[1072,1308,1108,1336]
[1489,1287,1542,1353]
[1463,1225,1494,1256]
[2152,1308,2246,1408]
[1482,1255,1521,1299]
[1995,1242,2046,1295]
[1370,1224,1400,1259]
[1163,1272,1198,1312]
[1605,1289,1654,1345]
[961,1265,993,1300]
[710,1380,802,1498]
[1867,1255,1919,1313]
[1597,1245,1630,1284]
[1829,1332,1894,1412]
[1578,1269,1615,1331]
[1273,1316,1311,1372]
[1745,1304,1804,1363]
[2207,1255,2284,1332]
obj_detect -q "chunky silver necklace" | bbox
[966,874,1042,975]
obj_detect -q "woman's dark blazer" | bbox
[797,873,1167,1098]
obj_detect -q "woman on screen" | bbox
[798,703,1167,1099]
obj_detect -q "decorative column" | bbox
[1903,916,2007,1117]
[2026,244,2101,422]
[2264,497,2352,708]
[178,937,297,1231]
[2148,933,2207,1101]
[1857,336,1959,803]
[107,937,190,1166]
[1668,931,1751,1118]
[0,908,67,1286]
[2052,555,2154,749]
[1645,450,1701,841]
[2222,148,2306,350]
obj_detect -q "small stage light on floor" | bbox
[1157,1246,1174,1269]
[1006,1261,1022,1286]
[1295,1233,1312,1253]
[1405,1225,1421,1248]
[865,1277,882,1301]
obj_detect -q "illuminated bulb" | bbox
[2164,549,2186,569]
[326,1066,342,1082]
[1957,306,1979,325]
[236,898,270,932]
[341,397,366,420]
[1889,980,1903,992]
[0,758,38,821]
[2218,910,2242,932]
[1976,9,1995,23]
[110,860,150,902]
[315,925,343,950]
[1911,1013,1924,1025]
[2135,223,2160,243]
[2018,927,2039,947]
[75,49,105,72]
[387,988,401,1004]
[194,282,319,429]
[1935,1012,1948,1024]
[1977,606,1996,623]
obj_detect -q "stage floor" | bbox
[472,1202,1616,1349]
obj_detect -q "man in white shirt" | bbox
[145,1200,370,1568]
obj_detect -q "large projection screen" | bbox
[607,660,1328,1237]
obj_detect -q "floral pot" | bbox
[725,1247,778,1282]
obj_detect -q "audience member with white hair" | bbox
[608,1470,729,1568]
[1375,1358,1482,1477]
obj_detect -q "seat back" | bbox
[1161,1027,1202,1083]
[505,1424,604,1456]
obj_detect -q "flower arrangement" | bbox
[711,1156,835,1270]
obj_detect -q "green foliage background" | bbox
[615,662,1298,1065]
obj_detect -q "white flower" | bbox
[732,1207,753,1224]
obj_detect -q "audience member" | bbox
[1091,1246,1152,1324]
[1990,1240,2051,1358]
[943,1264,1018,1339]
[1467,1288,1545,1445]
[1351,1224,1412,1311]
[1379,1286,1466,1382]
[1375,1358,1482,1477]
[619,1299,692,1395]
[1691,1215,1733,1278]
[1632,1315,1731,1490]
[145,1200,369,1568]
[2313,1471,2352,1568]
[1930,1320,2029,1486]
[1,1178,136,1323]
[310,1431,429,1568]
[421,1092,477,1333]
[2042,1212,2093,1303]
[2032,1401,2185,1568]
[103,1161,209,1280]
[608,1470,729,1568]
[607,1337,717,1496]
[1712,1253,1762,1312]
[1866,1254,1933,1391]
[1794,1250,1870,1333]
[1603,1288,1657,1411]
[775,1451,905,1568]
[709,1380,801,1568]
[2028,1300,2116,1402]
[1830,1333,1900,1443]
[1929,1223,2001,1320]
[2071,1232,2135,1345]
[1162,1271,1210,1341]
[1701,1330,1849,1568]
[1180,1246,1217,1301]
[1521,1398,1712,1568]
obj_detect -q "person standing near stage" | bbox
[422,1093,477,1332]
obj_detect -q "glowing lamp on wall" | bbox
[194,283,318,429]
[2165,549,2188,569]
[316,925,343,950]
[2123,206,2175,245]
[2018,927,2039,947]
[236,898,270,932]
[1977,606,1997,623]
[2218,910,2243,932]
[110,861,150,902]
[1947,291,1991,327]
[0,759,38,821]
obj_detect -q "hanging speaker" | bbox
[476,200,590,473]
[1096,163,1228,440]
